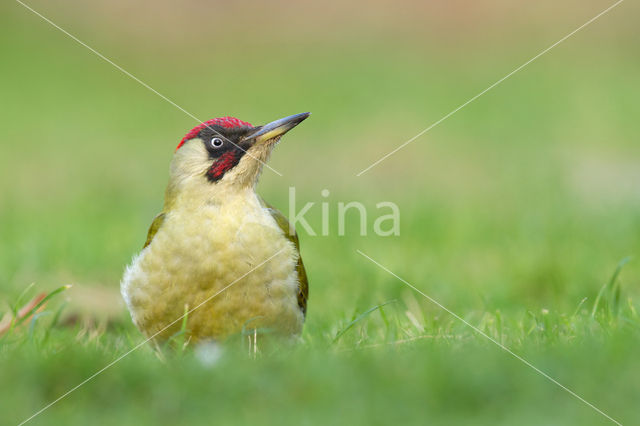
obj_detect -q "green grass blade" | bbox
[14,285,72,328]
[42,301,68,344]
[28,311,52,342]
[9,283,36,318]
[591,256,631,318]
[332,300,396,344]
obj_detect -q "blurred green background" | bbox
[1,0,639,425]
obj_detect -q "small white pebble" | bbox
[195,341,223,367]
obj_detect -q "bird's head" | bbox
[165,112,309,205]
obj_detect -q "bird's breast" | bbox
[121,191,303,341]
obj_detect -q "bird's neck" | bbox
[163,176,258,213]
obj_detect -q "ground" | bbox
[1,1,639,425]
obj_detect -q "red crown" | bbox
[176,117,253,150]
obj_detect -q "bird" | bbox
[121,113,310,343]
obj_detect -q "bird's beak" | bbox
[245,112,310,144]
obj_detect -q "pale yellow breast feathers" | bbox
[121,187,304,341]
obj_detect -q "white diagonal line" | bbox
[14,0,283,177]
[18,248,287,426]
[356,0,625,176]
[356,249,622,426]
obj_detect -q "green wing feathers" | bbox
[260,197,309,316]
[143,213,166,249]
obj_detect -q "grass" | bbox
[1,1,640,425]
[1,263,639,425]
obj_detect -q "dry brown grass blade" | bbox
[0,293,47,336]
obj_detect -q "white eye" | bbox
[211,137,224,148]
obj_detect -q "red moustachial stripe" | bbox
[176,117,252,151]
[208,151,239,180]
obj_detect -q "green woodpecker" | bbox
[121,113,310,342]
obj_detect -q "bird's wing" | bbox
[259,197,308,316]
[143,213,166,249]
